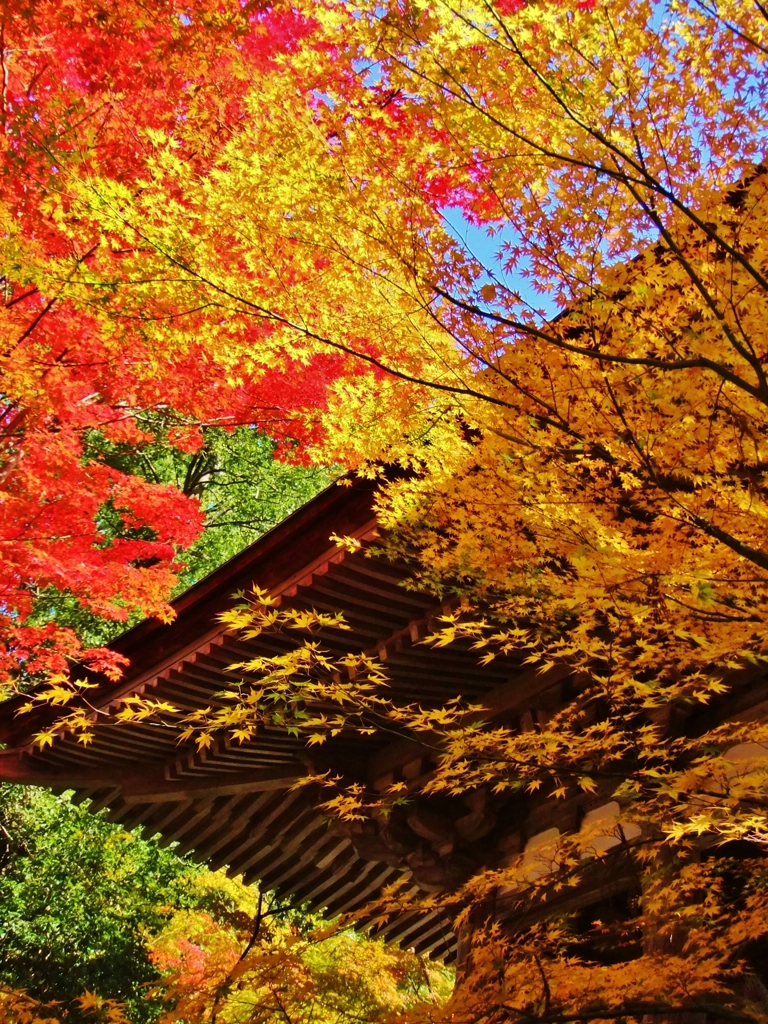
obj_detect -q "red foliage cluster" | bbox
[0,0,339,690]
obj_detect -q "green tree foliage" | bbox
[27,424,331,649]
[150,875,452,1024]
[120,426,332,591]
[0,786,452,1024]
[0,786,203,1022]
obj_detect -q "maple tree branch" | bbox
[430,284,766,403]
[84,192,529,417]
[593,370,768,579]
[395,9,768,306]
[533,954,551,1020]
[3,244,99,358]
[105,302,217,322]
[236,888,266,964]
[404,263,585,440]
[689,514,768,572]
[389,45,657,201]
[240,307,516,410]
[118,224,523,413]
[496,1003,757,1024]
[689,0,768,56]
[11,296,58,350]
[619,170,768,393]
[5,287,40,309]
[473,14,768,299]
[661,592,762,623]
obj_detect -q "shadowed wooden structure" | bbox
[1,478,768,962]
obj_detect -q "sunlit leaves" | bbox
[7,2,768,1020]
[0,0,344,704]
[150,880,452,1024]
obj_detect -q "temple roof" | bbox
[0,477,533,959]
[2,477,768,959]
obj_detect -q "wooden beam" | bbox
[0,751,306,801]
[0,751,93,786]
[124,764,309,803]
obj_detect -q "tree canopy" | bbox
[0,0,343,696]
[0,785,448,1023]
[4,1,768,1023]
